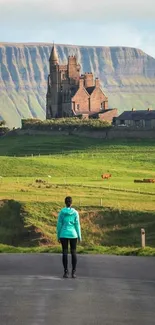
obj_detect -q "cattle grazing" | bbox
[101,173,112,180]
[134,179,155,183]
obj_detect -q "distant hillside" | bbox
[0,43,155,128]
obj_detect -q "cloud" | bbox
[0,0,155,27]
[0,0,155,58]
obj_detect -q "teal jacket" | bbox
[56,207,81,240]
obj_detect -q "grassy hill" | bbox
[0,135,155,254]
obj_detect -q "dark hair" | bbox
[65,196,72,207]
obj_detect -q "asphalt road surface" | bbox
[0,254,155,325]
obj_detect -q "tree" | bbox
[0,120,6,126]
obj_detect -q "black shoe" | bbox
[72,270,76,279]
[63,270,69,278]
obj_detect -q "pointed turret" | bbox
[49,44,59,65]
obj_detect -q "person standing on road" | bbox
[56,196,81,279]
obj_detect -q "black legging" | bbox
[60,238,77,271]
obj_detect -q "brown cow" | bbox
[143,179,155,183]
[101,173,112,180]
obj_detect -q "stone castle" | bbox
[46,45,110,119]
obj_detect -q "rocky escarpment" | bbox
[0,43,155,127]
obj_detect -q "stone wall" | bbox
[17,127,155,139]
[107,127,155,139]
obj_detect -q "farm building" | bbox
[115,109,155,128]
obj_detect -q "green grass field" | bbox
[0,135,155,254]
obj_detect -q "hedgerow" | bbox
[21,118,111,131]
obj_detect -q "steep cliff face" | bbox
[0,43,155,127]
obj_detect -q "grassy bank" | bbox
[0,200,155,253]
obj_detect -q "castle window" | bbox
[77,104,80,110]
[101,102,105,110]
[50,106,53,117]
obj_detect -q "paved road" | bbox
[0,254,155,325]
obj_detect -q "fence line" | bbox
[0,182,155,199]
[56,183,155,196]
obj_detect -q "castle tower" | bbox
[46,44,61,118]
[49,44,59,65]
[49,44,59,92]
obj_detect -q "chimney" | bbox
[84,73,94,88]
[95,78,100,88]
[79,76,84,88]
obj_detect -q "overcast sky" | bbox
[0,0,155,57]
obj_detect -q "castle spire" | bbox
[49,43,59,64]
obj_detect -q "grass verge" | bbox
[0,244,155,256]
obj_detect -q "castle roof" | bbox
[86,86,95,95]
[73,110,113,116]
[49,44,58,64]
[69,86,78,97]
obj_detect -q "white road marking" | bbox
[42,288,74,291]
[28,276,63,281]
